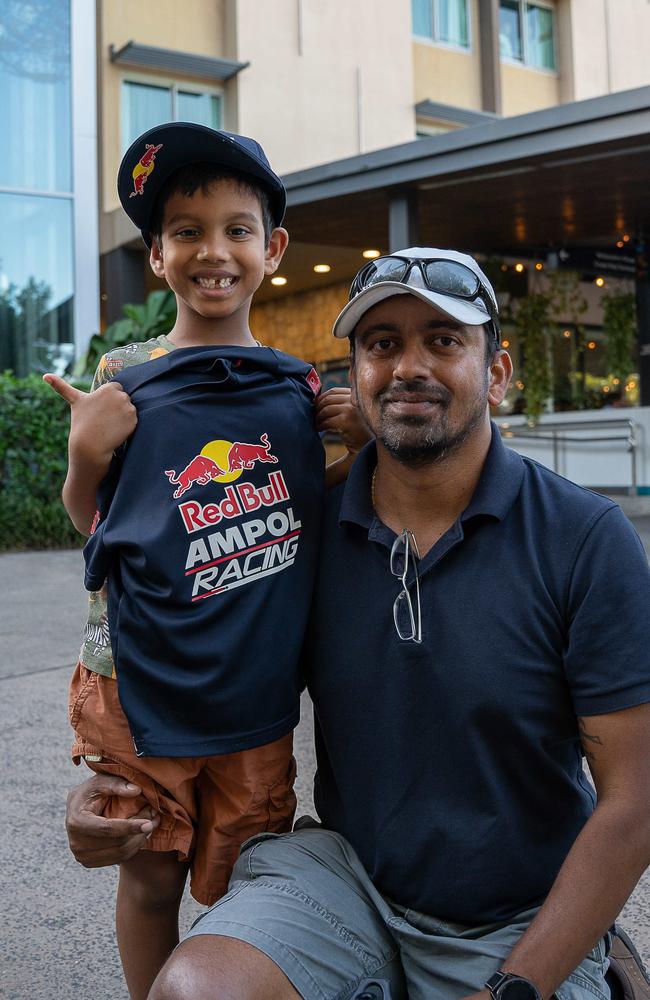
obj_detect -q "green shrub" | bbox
[0,371,81,550]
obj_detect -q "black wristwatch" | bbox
[485,972,542,1000]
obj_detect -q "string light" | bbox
[271,276,288,286]
[535,262,543,271]
[514,263,525,273]
[595,277,605,287]
[501,339,510,348]
[313,264,331,273]
[587,341,597,350]
[362,249,381,259]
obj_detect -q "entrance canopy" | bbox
[281,86,650,255]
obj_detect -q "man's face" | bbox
[350,294,511,466]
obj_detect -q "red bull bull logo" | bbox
[129,142,163,198]
[164,433,278,499]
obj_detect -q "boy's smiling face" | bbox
[150,177,287,345]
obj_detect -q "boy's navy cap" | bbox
[117,122,287,247]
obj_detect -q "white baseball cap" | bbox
[332,247,499,340]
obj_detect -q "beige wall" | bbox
[501,62,560,116]
[564,0,650,102]
[412,0,482,110]
[231,0,415,174]
[100,0,227,214]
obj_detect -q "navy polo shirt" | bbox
[306,427,650,924]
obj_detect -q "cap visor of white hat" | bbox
[333,283,491,339]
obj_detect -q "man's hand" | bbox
[315,387,370,456]
[66,775,160,868]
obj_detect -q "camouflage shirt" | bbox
[79,334,176,677]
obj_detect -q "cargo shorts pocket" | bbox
[250,753,297,833]
[267,754,297,832]
[69,663,98,730]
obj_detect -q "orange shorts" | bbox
[69,663,296,906]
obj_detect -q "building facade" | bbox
[4,0,650,481]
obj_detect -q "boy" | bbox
[45,122,365,1000]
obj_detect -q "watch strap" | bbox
[486,972,542,1000]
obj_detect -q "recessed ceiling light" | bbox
[313,264,331,273]
[362,249,381,259]
[271,276,287,286]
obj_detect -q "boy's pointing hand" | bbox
[43,373,138,466]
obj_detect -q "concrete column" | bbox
[101,247,146,326]
[388,191,419,252]
[635,238,650,407]
[478,0,502,114]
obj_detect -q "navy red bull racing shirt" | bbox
[84,345,324,757]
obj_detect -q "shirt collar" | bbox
[339,424,524,530]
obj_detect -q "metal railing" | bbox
[498,417,639,495]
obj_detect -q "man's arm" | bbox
[43,374,137,534]
[464,700,650,1000]
[66,775,161,867]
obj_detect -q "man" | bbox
[67,249,650,1000]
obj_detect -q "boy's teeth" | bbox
[197,276,234,288]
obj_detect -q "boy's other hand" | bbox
[66,774,161,868]
[43,373,137,468]
[315,387,371,456]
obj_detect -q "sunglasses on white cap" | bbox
[349,255,501,343]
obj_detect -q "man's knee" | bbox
[149,935,301,1000]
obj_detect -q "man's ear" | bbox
[349,356,358,407]
[487,349,513,407]
[150,237,165,278]
[264,227,289,275]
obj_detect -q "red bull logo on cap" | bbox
[129,142,163,198]
[164,433,277,499]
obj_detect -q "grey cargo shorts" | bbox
[184,826,610,1000]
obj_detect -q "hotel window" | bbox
[121,80,222,152]
[412,0,470,49]
[499,1,556,70]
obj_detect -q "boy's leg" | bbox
[116,850,190,1000]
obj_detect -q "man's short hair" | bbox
[149,163,275,248]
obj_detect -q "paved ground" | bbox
[1,519,649,998]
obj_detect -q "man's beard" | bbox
[363,378,489,468]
